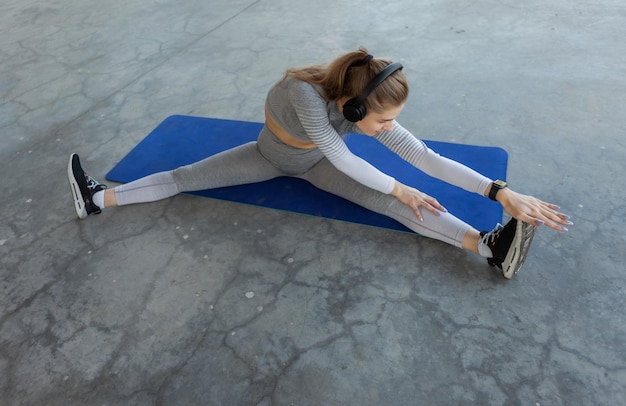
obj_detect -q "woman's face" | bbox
[355,104,404,136]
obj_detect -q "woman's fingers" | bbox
[426,197,447,213]
[421,199,443,216]
[413,205,424,222]
[392,182,448,222]
[531,199,573,231]
[413,196,447,221]
[502,191,572,232]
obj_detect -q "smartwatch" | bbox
[488,180,508,201]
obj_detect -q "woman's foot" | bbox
[67,153,107,219]
[480,218,537,279]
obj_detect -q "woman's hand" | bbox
[496,188,572,232]
[391,181,447,222]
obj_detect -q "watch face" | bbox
[494,180,507,188]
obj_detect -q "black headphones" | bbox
[342,61,404,123]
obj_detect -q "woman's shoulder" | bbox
[277,76,324,102]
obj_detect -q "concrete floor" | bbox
[1,0,625,405]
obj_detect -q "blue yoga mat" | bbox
[106,115,507,232]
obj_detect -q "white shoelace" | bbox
[478,223,503,257]
[85,175,106,191]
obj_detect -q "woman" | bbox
[68,48,572,278]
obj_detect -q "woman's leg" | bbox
[298,158,474,249]
[110,141,284,206]
[300,159,536,277]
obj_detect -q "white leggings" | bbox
[113,127,472,247]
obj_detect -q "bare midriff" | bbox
[265,103,317,149]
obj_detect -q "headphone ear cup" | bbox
[342,98,367,122]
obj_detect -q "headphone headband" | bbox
[342,61,404,122]
[353,62,403,105]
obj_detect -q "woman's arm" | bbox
[378,122,571,230]
[375,122,491,195]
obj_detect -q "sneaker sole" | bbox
[501,221,537,279]
[67,154,88,219]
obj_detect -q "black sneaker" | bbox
[67,153,107,219]
[480,218,537,279]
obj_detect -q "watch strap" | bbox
[488,180,507,201]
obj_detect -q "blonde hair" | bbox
[284,47,409,113]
